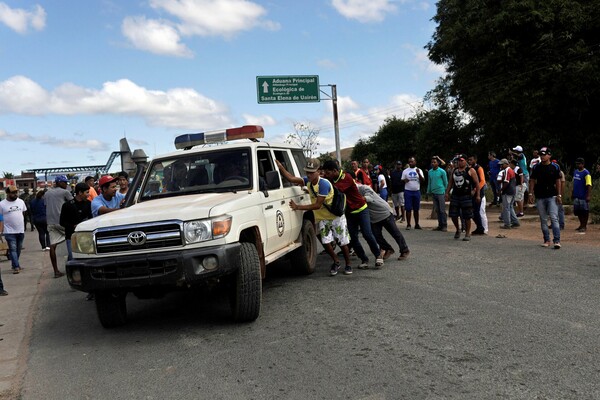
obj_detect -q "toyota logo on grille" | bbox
[127,231,147,246]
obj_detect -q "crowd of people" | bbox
[0,172,129,296]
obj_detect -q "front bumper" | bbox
[66,242,241,292]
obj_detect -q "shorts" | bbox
[449,195,474,219]
[48,224,66,245]
[573,198,589,215]
[515,184,526,202]
[404,190,421,212]
[391,192,404,208]
[318,215,350,247]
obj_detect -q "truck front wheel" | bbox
[230,242,261,322]
[95,291,127,328]
[290,219,317,275]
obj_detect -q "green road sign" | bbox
[257,75,320,104]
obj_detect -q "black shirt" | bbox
[530,162,560,198]
[60,199,92,239]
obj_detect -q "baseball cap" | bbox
[396,160,402,165]
[539,147,551,155]
[54,175,69,183]
[499,158,509,165]
[512,145,523,152]
[5,185,18,193]
[575,157,585,164]
[98,175,117,187]
[374,165,381,170]
[303,158,321,173]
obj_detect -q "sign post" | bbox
[256,75,320,104]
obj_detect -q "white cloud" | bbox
[0,75,233,129]
[413,48,446,74]
[0,2,46,33]
[121,0,280,56]
[331,0,396,23]
[242,114,276,126]
[122,16,192,57]
[316,59,339,69]
[0,128,109,150]
[150,0,279,37]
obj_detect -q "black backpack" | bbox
[309,181,346,217]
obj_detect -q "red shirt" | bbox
[332,171,367,213]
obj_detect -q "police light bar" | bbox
[174,125,265,150]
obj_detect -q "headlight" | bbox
[184,220,212,243]
[183,215,232,244]
[71,232,95,254]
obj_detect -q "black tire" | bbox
[95,291,127,328]
[290,219,317,275]
[230,243,262,322]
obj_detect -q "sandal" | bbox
[54,272,65,278]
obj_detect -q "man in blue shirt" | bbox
[91,176,125,218]
[572,157,592,233]
[427,156,448,231]
[487,152,501,205]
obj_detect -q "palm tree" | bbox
[2,172,14,179]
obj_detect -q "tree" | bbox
[2,172,14,179]
[427,0,600,164]
[285,123,320,158]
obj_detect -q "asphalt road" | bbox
[20,227,600,400]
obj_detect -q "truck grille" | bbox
[95,222,183,254]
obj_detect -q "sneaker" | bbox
[462,236,471,241]
[414,224,422,230]
[375,258,384,269]
[499,225,511,229]
[517,212,524,217]
[349,249,356,257]
[86,293,95,301]
[329,263,340,276]
[399,217,405,223]
[511,223,520,228]
[471,229,485,235]
[454,231,461,239]
[44,247,50,251]
[541,242,551,247]
[383,249,395,260]
[432,227,442,231]
[398,250,410,260]
[12,269,19,274]
[0,290,8,296]
[406,225,411,230]
[358,261,369,270]
[343,266,353,275]
[441,227,448,232]
[554,242,561,249]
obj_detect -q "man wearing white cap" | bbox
[510,145,529,217]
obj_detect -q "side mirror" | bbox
[265,170,281,190]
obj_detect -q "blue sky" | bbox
[0,0,443,175]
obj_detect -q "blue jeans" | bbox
[432,193,447,228]
[379,188,388,201]
[501,194,519,226]
[66,239,73,261]
[557,204,565,229]
[346,208,381,262]
[4,233,25,270]
[536,197,560,243]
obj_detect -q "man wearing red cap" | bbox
[91,175,125,218]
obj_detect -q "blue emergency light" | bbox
[174,125,265,150]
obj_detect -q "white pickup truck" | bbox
[66,126,317,328]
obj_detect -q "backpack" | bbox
[309,180,346,217]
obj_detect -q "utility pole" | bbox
[321,84,341,162]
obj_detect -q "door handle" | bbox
[265,205,273,210]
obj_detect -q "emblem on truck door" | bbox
[127,231,147,246]
[276,210,285,237]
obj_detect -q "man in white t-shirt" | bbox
[0,185,27,277]
[401,157,425,230]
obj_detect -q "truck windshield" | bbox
[139,148,252,200]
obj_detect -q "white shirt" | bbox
[377,174,387,189]
[401,167,424,191]
[0,198,27,234]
